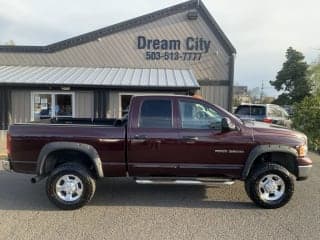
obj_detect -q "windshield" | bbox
[235,105,266,116]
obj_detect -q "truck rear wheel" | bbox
[245,163,294,209]
[46,163,96,210]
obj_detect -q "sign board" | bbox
[137,36,211,61]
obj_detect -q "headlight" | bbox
[296,144,308,157]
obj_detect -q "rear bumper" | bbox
[1,156,12,171]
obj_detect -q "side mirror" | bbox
[221,117,236,132]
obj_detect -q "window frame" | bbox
[137,99,174,129]
[177,99,223,130]
[31,91,75,121]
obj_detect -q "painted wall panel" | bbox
[75,91,94,118]
[199,85,229,109]
[11,90,31,123]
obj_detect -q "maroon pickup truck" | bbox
[3,95,312,210]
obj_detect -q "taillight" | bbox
[263,118,272,124]
[6,133,11,155]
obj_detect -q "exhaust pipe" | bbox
[30,176,44,184]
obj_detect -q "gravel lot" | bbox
[0,152,319,240]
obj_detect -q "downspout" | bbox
[228,54,236,112]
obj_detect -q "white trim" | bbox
[30,91,75,121]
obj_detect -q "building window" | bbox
[31,92,75,121]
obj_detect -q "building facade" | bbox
[0,0,236,129]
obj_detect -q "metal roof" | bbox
[0,66,199,89]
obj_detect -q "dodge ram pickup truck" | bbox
[2,95,312,210]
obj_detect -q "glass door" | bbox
[32,93,52,121]
[55,94,73,117]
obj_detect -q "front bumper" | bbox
[297,165,312,180]
[297,156,312,180]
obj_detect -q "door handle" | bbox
[134,134,147,139]
[182,136,199,144]
[183,136,199,140]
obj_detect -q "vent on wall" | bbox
[187,11,198,20]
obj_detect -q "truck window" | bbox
[139,100,172,128]
[179,101,222,129]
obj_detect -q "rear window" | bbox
[139,100,172,128]
[235,105,266,116]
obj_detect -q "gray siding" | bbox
[0,130,6,154]
[0,10,230,82]
[75,91,94,118]
[11,90,31,123]
[108,91,120,118]
[199,85,229,109]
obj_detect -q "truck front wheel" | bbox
[245,163,294,209]
[46,163,96,210]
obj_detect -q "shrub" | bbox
[292,94,320,151]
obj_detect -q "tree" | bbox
[292,94,320,151]
[270,47,311,105]
[308,62,320,94]
[0,40,15,46]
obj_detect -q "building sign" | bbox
[137,36,211,61]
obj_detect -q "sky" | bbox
[0,0,319,96]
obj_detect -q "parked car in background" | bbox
[234,104,292,128]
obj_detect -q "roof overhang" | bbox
[0,66,200,90]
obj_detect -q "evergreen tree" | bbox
[271,47,310,104]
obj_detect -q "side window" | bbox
[179,101,222,129]
[139,100,172,128]
[268,106,278,117]
[273,106,283,117]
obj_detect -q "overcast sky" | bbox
[1,0,319,96]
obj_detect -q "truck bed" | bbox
[8,123,127,176]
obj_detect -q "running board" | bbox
[135,177,234,186]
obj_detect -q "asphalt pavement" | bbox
[0,153,319,240]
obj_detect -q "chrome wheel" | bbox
[258,174,285,201]
[55,174,83,202]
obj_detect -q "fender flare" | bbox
[36,141,104,178]
[242,144,298,179]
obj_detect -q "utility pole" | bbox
[260,80,264,103]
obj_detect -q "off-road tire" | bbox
[46,163,96,210]
[245,163,294,209]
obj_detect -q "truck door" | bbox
[127,97,180,176]
[175,99,251,178]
